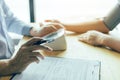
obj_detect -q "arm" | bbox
[62,19,109,33]
[2,1,61,37]
[0,38,52,76]
[0,59,14,76]
[45,18,110,33]
[102,36,120,52]
[63,3,120,33]
[45,3,120,34]
[45,19,109,33]
[1,0,32,36]
[78,30,120,52]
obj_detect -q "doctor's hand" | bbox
[30,23,64,37]
[43,20,64,29]
[78,30,109,46]
[9,37,52,73]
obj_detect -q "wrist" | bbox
[0,59,15,76]
[100,35,111,46]
[9,58,22,74]
[29,27,38,37]
[60,22,69,30]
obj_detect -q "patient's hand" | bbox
[78,30,109,46]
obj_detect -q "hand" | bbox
[78,30,109,46]
[30,23,64,37]
[9,37,52,73]
[43,19,64,29]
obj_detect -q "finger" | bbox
[32,39,47,45]
[43,25,58,33]
[29,56,40,63]
[49,23,64,29]
[44,24,57,30]
[48,25,57,30]
[29,52,44,60]
[26,45,53,52]
[78,34,87,41]
[23,37,43,46]
[34,25,58,37]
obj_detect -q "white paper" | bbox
[12,57,100,80]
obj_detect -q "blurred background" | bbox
[4,0,119,39]
[5,0,118,22]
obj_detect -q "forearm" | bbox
[102,36,120,52]
[62,19,109,33]
[0,59,11,76]
[0,59,18,76]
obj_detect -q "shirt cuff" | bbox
[22,26,33,36]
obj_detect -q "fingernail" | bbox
[48,47,53,51]
[36,60,40,64]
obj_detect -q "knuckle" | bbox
[20,46,26,50]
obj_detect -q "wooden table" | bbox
[1,32,120,80]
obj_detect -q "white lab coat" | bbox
[0,0,31,59]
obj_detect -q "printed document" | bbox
[12,57,100,80]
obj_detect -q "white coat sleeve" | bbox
[1,0,32,36]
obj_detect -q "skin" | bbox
[0,24,63,76]
[78,30,120,52]
[44,19,109,33]
[44,19,120,52]
[30,23,64,37]
[0,37,52,76]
